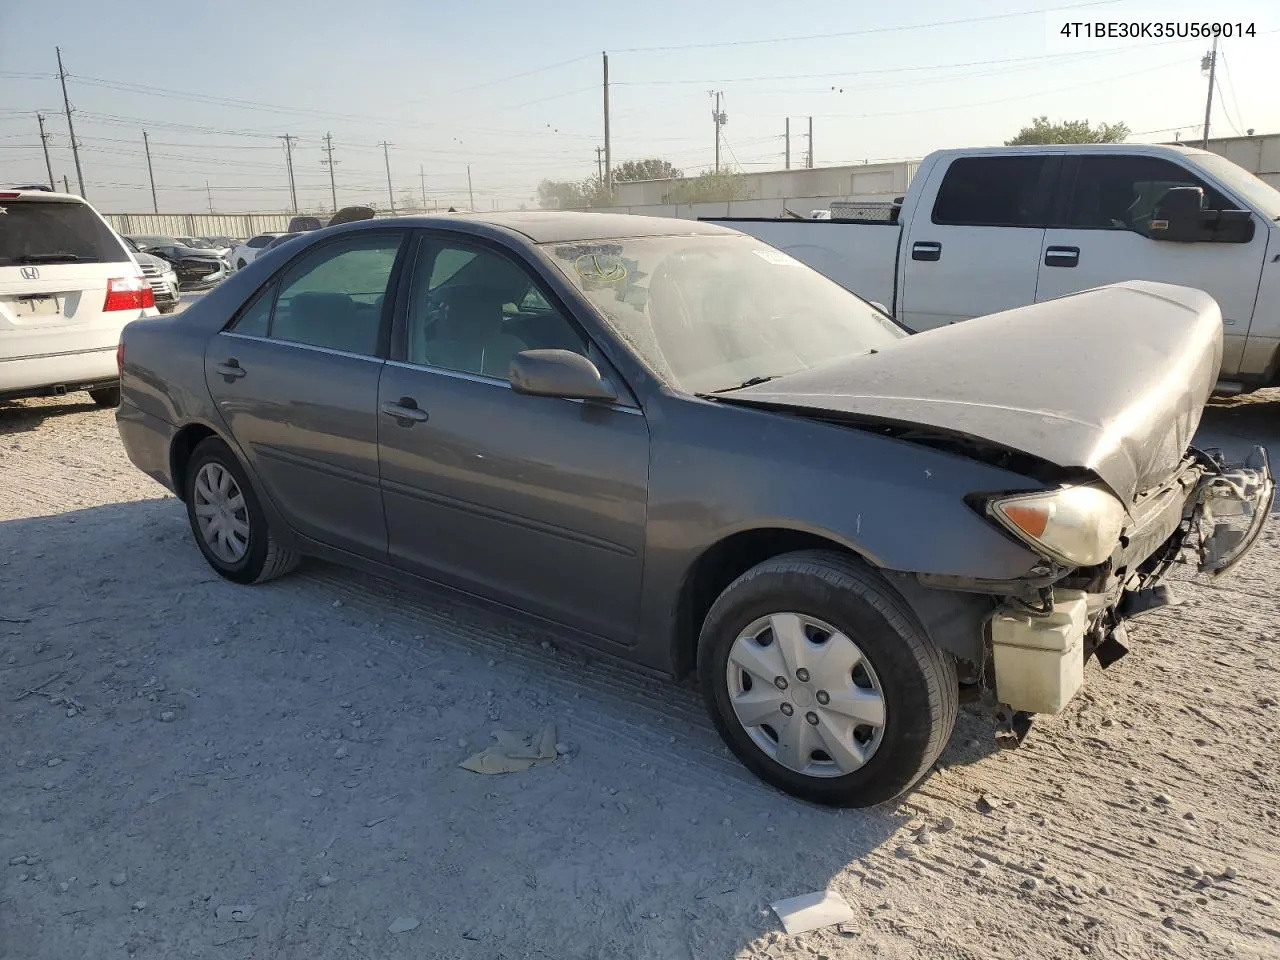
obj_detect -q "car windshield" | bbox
[542,234,904,394]
[1189,152,1280,220]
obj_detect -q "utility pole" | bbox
[206,180,213,214]
[467,165,475,211]
[379,141,395,214]
[55,47,85,198]
[419,164,427,212]
[321,132,338,213]
[807,116,814,168]
[710,91,727,172]
[595,146,605,188]
[36,114,55,190]
[62,175,70,194]
[1201,37,1219,148]
[142,131,158,214]
[279,134,298,214]
[602,51,612,193]
[784,118,791,170]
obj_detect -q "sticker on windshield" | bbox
[574,253,628,283]
[751,248,801,266]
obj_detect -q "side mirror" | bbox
[1148,186,1203,242]
[868,300,889,316]
[509,349,618,402]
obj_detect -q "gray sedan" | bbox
[116,212,1271,806]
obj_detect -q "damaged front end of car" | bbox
[976,446,1272,744]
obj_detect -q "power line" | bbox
[614,0,1121,52]
[1217,52,1248,135]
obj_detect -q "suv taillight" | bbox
[103,276,155,312]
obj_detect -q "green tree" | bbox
[614,158,683,182]
[665,170,750,204]
[1005,116,1130,145]
[537,177,612,209]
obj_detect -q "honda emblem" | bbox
[20,266,40,280]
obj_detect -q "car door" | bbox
[377,233,650,646]
[1034,154,1268,376]
[205,230,407,557]
[898,154,1057,330]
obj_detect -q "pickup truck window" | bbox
[1063,156,1233,231]
[931,156,1053,228]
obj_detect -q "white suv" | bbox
[0,189,157,407]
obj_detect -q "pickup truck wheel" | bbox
[184,437,300,585]
[89,386,120,407]
[699,550,957,807]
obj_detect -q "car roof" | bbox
[384,211,738,243]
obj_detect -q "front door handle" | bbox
[1044,245,1080,268]
[380,397,429,424]
[911,241,941,262]
[215,359,246,380]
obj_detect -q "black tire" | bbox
[236,258,247,270]
[158,302,177,315]
[698,550,957,807]
[89,386,120,407]
[184,436,300,585]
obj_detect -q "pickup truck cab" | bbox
[710,144,1280,393]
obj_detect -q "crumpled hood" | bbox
[729,281,1222,504]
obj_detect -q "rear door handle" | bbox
[214,359,246,380]
[1044,245,1080,267]
[911,241,941,262]
[380,398,429,424]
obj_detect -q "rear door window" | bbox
[931,156,1055,227]
[268,233,403,356]
[0,200,128,266]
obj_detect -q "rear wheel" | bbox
[158,302,177,315]
[89,386,120,407]
[699,550,957,807]
[184,437,300,584]
[236,258,247,270]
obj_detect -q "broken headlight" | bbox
[985,485,1126,567]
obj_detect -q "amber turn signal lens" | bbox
[1002,504,1049,538]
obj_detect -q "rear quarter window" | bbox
[0,200,129,266]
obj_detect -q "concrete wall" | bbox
[1192,134,1280,188]
[609,161,916,207]
[104,212,293,238]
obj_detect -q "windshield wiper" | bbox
[13,253,93,264]
[709,375,779,394]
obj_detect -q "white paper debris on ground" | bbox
[214,904,257,922]
[388,916,420,934]
[770,890,855,935]
[459,723,557,775]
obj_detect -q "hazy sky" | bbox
[1,0,1275,213]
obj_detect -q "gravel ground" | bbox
[1,391,1278,960]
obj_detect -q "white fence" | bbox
[104,212,294,238]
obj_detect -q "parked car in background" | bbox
[710,143,1280,395]
[262,232,306,253]
[1,188,157,406]
[287,216,324,233]
[114,212,1271,806]
[121,237,179,314]
[142,241,229,290]
[128,234,177,250]
[230,233,286,271]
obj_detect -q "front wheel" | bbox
[184,437,300,584]
[236,258,247,270]
[698,551,957,807]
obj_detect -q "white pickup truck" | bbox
[709,144,1280,393]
